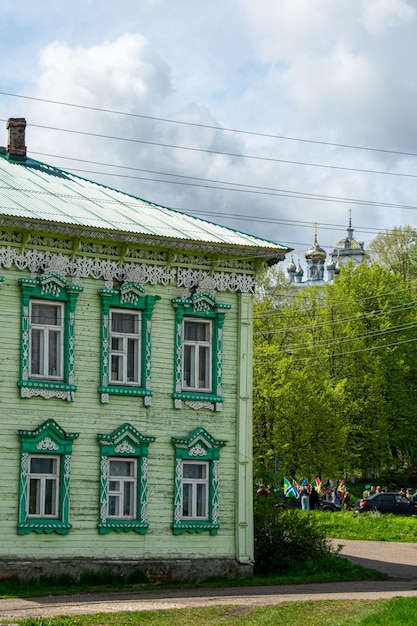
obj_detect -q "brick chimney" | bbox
[6,118,27,160]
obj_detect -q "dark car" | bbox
[355,492,417,515]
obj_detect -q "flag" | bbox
[337,480,347,493]
[312,477,322,492]
[291,476,301,491]
[300,478,307,486]
[283,477,299,498]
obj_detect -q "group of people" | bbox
[363,484,417,502]
[299,484,350,510]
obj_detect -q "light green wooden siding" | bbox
[0,264,246,562]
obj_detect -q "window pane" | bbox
[108,495,119,517]
[111,337,123,351]
[199,345,210,388]
[30,328,43,375]
[182,483,192,517]
[28,478,41,515]
[196,483,207,517]
[109,460,134,477]
[111,312,139,334]
[30,457,57,474]
[184,321,209,341]
[44,479,56,516]
[123,481,135,516]
[32,303,61,325]
[48,329,61,377]
[183,345,195,387]
[183,463,206,479]
[111,355,123,381]
[127,338,138,382]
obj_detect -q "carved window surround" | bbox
[172,287,231,411]
[18,273,83,402]
[97,423,155,534]
[99,282,160,405]
[17,419,79,535]
[172,427,226,535]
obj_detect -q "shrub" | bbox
[254,497,332,576]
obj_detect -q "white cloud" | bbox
[1,0,417,262]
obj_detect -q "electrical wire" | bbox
[3,90,417,158]
[2,117,417,179]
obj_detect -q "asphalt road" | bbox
[1,540,417,620]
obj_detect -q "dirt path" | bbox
[1,541,417,620]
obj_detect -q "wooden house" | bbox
[0,118,289,581]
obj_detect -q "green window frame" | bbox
[18,273,83,402]
[172,291,230,411]
[17,419,79,535]
[172,426,227,535]
[99,282,160,405]
[97,423,155,534]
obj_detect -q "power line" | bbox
[32,152,417,214]
[2,90,417,158]
[258,319,417,351]
[283,336,417,362]
[3,118,417,180]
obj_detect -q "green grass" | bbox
[314,510,417,542]
[13,597,417,625]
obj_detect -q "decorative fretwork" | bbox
[99,281,160,405]
[0,244,258,293]
[97,423,155,534]
[17,419,79,535]
[172,290,231,411]
[172,426,226,535]
[18,273,83,402]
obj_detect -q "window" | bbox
[30,302,63,379]
[183,320,212,391]
[172,291,230,411]
[99,282,160,405]
[17,419,79,535]
[18,273,83,402]
[181,461,208,519]
[110,310,140,384]
[107,458,137,518]
[172,427,226,535]
[98,423,155,534]
[28,455,59,518]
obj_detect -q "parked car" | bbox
[355,492,417,515]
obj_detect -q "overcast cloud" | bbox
[0,0,417,267]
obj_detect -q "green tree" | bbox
[253,262,417,480]
[368,226,417,279]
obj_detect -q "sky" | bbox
[1,0,417,271]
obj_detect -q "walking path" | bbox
[1,540,417,620]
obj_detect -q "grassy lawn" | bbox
[12,597,417,625]
[314,510,417,542]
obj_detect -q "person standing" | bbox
[309,486,320,510]
[301,486,310,510]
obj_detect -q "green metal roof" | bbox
[0,152,290,258]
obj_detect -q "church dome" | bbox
[287,256,297,273]
[305,232,326,261]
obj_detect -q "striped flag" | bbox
[283,477,299,498]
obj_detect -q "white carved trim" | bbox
[189,444,206,457]
[114,440,136,454]
[36,437,59,451]
[0,246,256,293]
[185,401,215,411]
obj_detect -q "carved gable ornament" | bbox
[172,426,227,460]
[98,422,156,456]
